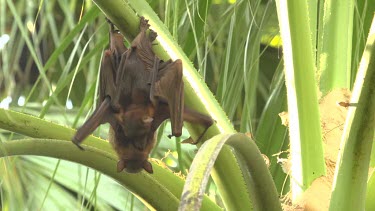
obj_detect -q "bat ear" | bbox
[143,161,153,174]
[117,160,126,172]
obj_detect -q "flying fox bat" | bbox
[72,17,213,174]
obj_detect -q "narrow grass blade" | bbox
[6,0,53,93]
[317,0,354,95]
[256,63,289,193]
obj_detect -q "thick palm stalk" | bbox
[275,0,326,200]
[329,15,375,211]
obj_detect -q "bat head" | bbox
[109,113,157,174]
[117,158,153,174]
[110,127,155,174]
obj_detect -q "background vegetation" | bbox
[0,0,374,210]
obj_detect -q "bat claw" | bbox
[182,137,198,145]
[149,30,157,41]
[72,139,85,151]
[105,17,120,35]
[167,134,173,139]
[105,17,112,24]
[139,16,150,31]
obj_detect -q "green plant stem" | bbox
[329,15,375,211]
[275,0,326,200]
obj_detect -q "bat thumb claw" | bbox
[167,134,173,139]
[182,137,198,145]
[105,17,112,24]
[72,139,85,151]
[139,16,150,31]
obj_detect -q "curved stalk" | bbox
[0,109,220,210]
[180,133,282,211]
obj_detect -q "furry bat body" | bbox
[72,17,213,174]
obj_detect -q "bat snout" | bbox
[124,166,143,174]
[117,159,153,174]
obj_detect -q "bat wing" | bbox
[150,59,214,142]
[151,100,214,145]
[150,101,170,132]
[73,50,117,148]
[130,17,157,72]
[72,97,116,149]
[180,107,214,144]
[108,22,128,70]
[151,59,184,137]
[109,23,127,57]
[100,50,117,103]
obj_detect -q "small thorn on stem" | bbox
[337,101,358,107]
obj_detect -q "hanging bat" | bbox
[72,17,213,174]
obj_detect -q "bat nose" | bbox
[124,167,143,173]
[118,159,153,174]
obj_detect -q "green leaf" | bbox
[275,0,326,199]
[256,63,289,193]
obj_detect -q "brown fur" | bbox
[72,17,213,174]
